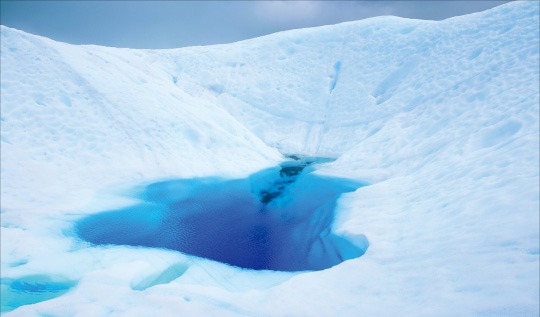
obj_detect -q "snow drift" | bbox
[1,1,539,316]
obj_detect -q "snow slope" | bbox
[1,1,539,316]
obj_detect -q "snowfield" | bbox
[1,1,539,316]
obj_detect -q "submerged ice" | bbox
[75,158,367,271]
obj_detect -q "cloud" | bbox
[252,1,324,23]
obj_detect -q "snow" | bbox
[1,1,539,316]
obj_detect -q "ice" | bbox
[1,1,539,316]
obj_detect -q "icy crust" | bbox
[1,1,539,316]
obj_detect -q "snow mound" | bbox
[1,1,539,316]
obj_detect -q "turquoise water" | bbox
[1,275,76,313]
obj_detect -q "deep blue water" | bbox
[75,157,368,271]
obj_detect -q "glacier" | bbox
[1,1,539,316]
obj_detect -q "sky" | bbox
[1,1,512,49]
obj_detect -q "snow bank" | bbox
[1,1,538,316]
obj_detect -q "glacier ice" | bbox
[0,1,539,316]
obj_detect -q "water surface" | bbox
[76,156,368,271]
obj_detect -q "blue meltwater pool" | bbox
[75,156,368,271]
